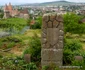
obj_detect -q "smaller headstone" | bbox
[24,54,31,63]
[74,56,83,61]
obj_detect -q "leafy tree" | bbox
[0,13,4,18]
[63,13,85,34]
[30,16,42,29]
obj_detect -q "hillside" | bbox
[21,1,77,6]
[38,1,76,6]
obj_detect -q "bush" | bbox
[23,33,41,63]
[23,62,38,70]
[1,36,22,43]
[63,38,82,65]
[30,16,42,29]
[0,56,38,70]
[31,22,41,29]
[42,64,60,70]
[7,42,15,49]
[72,60,84,66]
[63,13,85,34]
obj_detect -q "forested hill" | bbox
[20,1,77,6]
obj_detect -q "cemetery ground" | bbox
[0,29,85,70]
[0,13,85,69]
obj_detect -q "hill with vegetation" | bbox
[21,1,77,6]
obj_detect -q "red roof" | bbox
[30,20,35,25]
[4,4,9,10]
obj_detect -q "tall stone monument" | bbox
[41,13,64,66]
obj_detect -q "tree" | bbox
[63,13,85,34]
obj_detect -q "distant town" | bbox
[0,1,85,19]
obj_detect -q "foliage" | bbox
[27,19,31,26]
[0,18,27,32]
[72,60,84,66]
[7,42,15,49]
[42,64,60,70]
[0,56,38,70]
[0,13,4,18]
[23,62,38,70]
[63,13,85,34]
[0,36,22,49]
[30,16,42,29]
[23,33,41,63]
[63,38,82,65]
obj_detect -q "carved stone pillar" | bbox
[41,13,64,66]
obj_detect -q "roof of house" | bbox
[20,8,28,14]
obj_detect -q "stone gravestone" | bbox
[24,54,31,63]
[41,13,64,66]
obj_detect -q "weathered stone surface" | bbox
[59,36,63,40]
[41,13,63,66]
[47,28,59,46]
[42,28,47,34]
[42,32,46,38]
[59,30,64,36]
[53,20,59,28]
[47,21,53,28]
[41,61,62,66]
[74,56,83,61]
[41,49,63,61]
[50,15,56,21]
[56,15,63,22]
[43,15,49,22]
[58,23,63,30]
[41,38,47,44]
[59,41,63,49]
[24,54,31,63]
[42,21,47,28]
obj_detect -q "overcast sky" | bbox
[0,0,85,5]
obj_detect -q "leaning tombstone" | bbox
[74,56,83,61]
[24,54,31,63]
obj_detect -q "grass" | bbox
[0,18,27,32]
[65,33,85,50]
[0,29,41,57]
[0,29,85,70]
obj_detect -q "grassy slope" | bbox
[0,29,41,57]
[0,18,27,31]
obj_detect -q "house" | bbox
[19,8,29,19]
[3,3,19,18]
[3,3,29,19]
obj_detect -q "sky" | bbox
[0,0,85,5]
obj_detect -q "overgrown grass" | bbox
[0,18,27,31]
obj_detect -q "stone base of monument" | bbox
[59,66,82,69]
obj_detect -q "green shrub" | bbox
[31,22,41,29]
[72,60,84,66]
[63,38,82,65]
[0,18,27,32]
[30,16,42,29]
[64,39,82,52]
[23,62,38,70]
[23,47,30,55]
[7,42,15,49]
[0,56,38,70]
[42,64,60,70]
[1,36,22,43]
[63,13,85,34]
[23,33,41,63]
